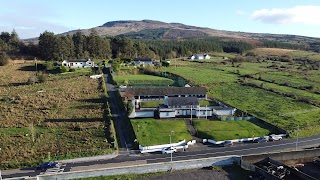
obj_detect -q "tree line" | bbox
[0,30,309,65]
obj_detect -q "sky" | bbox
[1,0,320,39]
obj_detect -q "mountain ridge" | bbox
[24,20,320,49]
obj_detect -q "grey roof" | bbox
[65,59,91,62]
[123,87,206,96]
[167,97,198,106]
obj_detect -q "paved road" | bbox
[3,134,319,179]
[104,67,132,151]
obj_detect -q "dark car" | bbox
[253,137,268,143]
[35,162,60,170]
[219,140,233,147]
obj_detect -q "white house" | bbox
[188,54,211,60]
[194,54,210,60]
[133,58,153,66]
[62,59,94,68]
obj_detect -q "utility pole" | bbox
[169,130,174,162]
[296,124,299,151]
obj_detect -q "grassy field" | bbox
[114,74,175,86]
[131,118,192,146]
[193,120,270,141]
[158,49,320,137]
[0,62,112,169]
[140,101,163,108]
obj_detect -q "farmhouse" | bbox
[62,58,94,68]
[133,58,153,65]
[120,87,215,118]
[188,54,210,60]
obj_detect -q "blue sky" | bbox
[1,0,320,39]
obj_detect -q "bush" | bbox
[59,66,69,73]
[0,52,9,66]
[37,73,47,83]
[69,68,76,72]
[27,76,37,85]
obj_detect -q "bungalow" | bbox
[120,87,212,118]
[188,54,210,60]
[121,87,207,105]
[62,58,94,68]
[195,54,210,60]
[133,58,153,65]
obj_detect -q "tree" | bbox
[72,31,85,58]
[0,52,9,66]
[38,31,56,60]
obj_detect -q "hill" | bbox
[24,19,320,52]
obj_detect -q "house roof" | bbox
[167,97,199,106]
[133,58,152,62]
[123,87,206,96]
[64,59,91,62]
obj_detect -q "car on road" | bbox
[161,147,177,154]
[219,140,233,147]
[35,162,61,170]
[253,137,268,143]
[269,134,283,141]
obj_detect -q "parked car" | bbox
[269,135,283,141]
[161,147,177,154]
[219,140,233,147]
[119,85,127,88]
[35,161,61,170]
[253,137,268,143]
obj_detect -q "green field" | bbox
[114,74,175,86]
[131,118,192,146]
[158,49,320,137]
[140,101,163,108]
[193,120,270,141]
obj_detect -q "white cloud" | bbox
[0,14,72,39]
[251,5,320,25]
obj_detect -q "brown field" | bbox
[0,62,112,169]
[252,48,297,56]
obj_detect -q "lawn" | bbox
[140,101,163,108]
[199,100,219,106]
[114,74,175,86]
[131,118,192,146]
[0,62,113,169]
[193,119,270,141]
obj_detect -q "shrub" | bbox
[69,68,76,72]
[59,66,69,73]
[27,76,37,85]
[37,73,47,83]
[0,52,9,66]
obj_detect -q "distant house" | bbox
[133,58,153,65]
[195,54,210,60]
[62,58,94,68]
[188,54,210,60]
[188,55,195,60]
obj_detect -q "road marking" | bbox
[145,138,320,162]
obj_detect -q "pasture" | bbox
[160,49,320,137]
[0,62,112,169]
[114,74,175,87]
